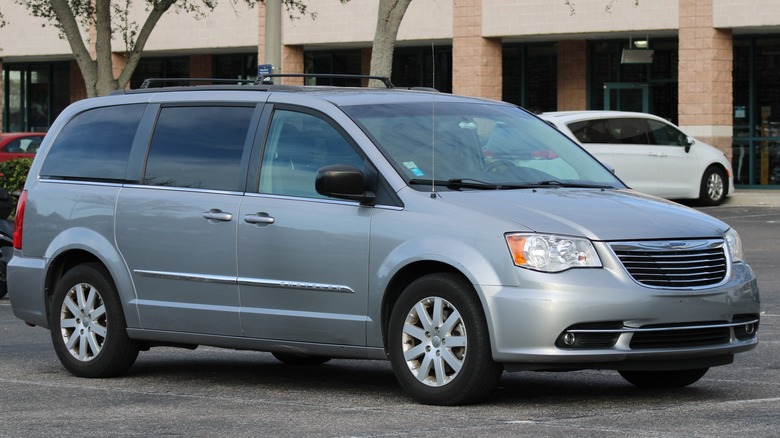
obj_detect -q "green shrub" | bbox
[0,157,33,196]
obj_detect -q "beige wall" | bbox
[6,0,780,62]
[127,1,258,53]
[483,0,678,39]
[281,0,452,47]
[714,0,780,29]
[0,1,258,61]
[0,3,74,59]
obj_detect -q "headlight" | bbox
[505,233,602,272]
[724,228,743,262]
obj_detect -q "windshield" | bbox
[342,101,624,190]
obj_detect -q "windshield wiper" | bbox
[409,178,499,190]
[446,178,500,190]
[536,180,615,189]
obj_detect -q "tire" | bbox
[618,368,709,389]
[388,273,502,405]
[699,167,727,206]
[272,352,331,366]
[49,263,139,378]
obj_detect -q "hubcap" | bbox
[59,283,107,362]
[707,173,724,201]
[401,297,467,387]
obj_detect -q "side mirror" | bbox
[685,136,694,153]
[315,164,375,205]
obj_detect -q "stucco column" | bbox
[557,40,588,111]
[678,0,733,159]
[282,45,304,85]
[452,0,502,100]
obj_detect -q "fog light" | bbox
[745,323,756,335]
[562,332,576,346]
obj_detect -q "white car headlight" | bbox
[724,228,744,262]
[505,233,602,272]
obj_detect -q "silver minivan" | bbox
[8,78,760,405]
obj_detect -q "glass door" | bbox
[3,64,52,132]
[604,82,649,113]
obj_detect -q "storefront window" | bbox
[502,44,557,113]
[130,57,190,89]
[4,69,24,132]
[304,50,363,86]
[392,46,452,93]
[588,39,678,123]
[732,37,780,186]
[3,62,69,133]
[303,47,452,92]
[214,54,258,81]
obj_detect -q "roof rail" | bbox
[255,73,394,88]
[139,78,256,89]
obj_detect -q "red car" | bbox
[0,132,45,162]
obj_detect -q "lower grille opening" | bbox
[629,321,730,349]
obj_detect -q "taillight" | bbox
[13,190,28,250]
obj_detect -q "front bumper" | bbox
[481,261,760,371]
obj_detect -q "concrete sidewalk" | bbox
[722,189,780,207]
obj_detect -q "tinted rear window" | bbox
[143,106,254,191]
[40,104,146,181]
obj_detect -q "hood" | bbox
[439,188,729,241]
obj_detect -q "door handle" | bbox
[203,209,233,222]
[244,212,275,225]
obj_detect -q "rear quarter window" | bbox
[40,104,146,181]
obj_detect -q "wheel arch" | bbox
[698,163,731,205]
[704,162,731,195]
[42,230,139,328]
[380,261,478,353]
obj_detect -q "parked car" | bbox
[8,76,759,405]
[0,132,44,162]
[539,111,734,205]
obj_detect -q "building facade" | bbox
[2,0,780,187]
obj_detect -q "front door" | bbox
[604,83,649,113]
[237,107,372,345]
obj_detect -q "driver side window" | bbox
[647,119,686,146]
[259,109,363,198]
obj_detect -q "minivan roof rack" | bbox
[255,73,394,88]
[139,78,256,89]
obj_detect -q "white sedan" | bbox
[539,111,734,205]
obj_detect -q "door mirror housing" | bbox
[315,164,375,205]
[685,136,695,153]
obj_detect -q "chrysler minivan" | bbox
[8,76,760,405]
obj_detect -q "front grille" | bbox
[609,239,728,288]
[629,322,730,349]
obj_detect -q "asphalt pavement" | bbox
[0,191,778,437]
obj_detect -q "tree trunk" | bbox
[369,0,412,87]
[94,0,117,96]
[49,0,98,97]
[116,0,178,90]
